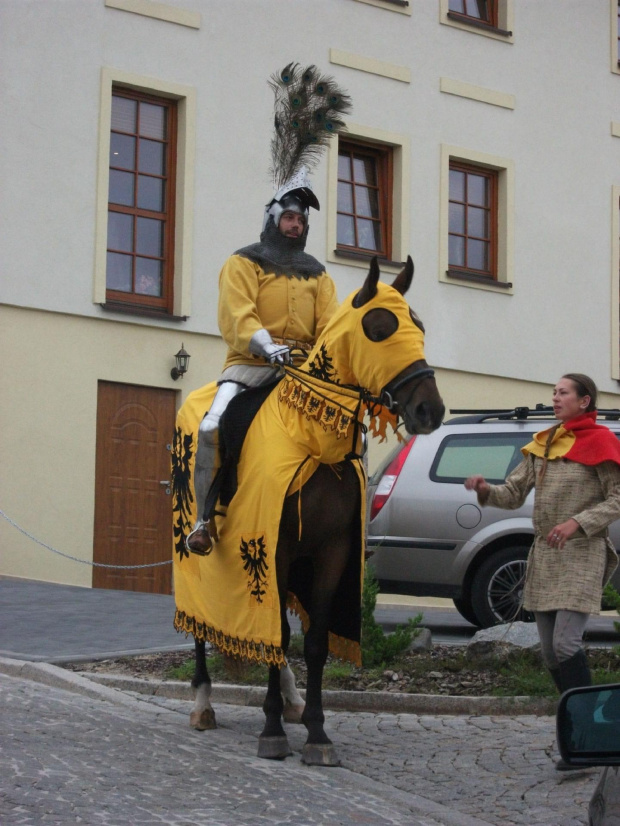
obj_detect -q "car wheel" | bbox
[452,596,482,627]
[470,546,535,628]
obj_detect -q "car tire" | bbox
[470,546,535,628]
[452,596,482,627]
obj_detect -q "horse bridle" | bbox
[380,367,436,413]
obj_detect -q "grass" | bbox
[165,636,620,696]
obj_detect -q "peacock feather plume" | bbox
[268,62,352,190]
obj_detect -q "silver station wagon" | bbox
[367,406,620,628]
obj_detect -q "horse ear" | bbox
[391,256,414,295]
[353,256,380,308]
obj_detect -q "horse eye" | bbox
[362,308,399,342]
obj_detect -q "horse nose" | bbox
[416,400,445,433]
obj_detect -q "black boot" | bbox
[548,667,562,693]
[555,650,592,772]
[558,650,591,692]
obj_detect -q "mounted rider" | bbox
[186,64,351,554]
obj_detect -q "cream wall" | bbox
[2,0,620,585]
[2,0,619,393]
[0,305,226,585]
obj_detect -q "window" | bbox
[448,0,496,27]
[431,433,531,484]
[448,162,497,280]
[337,140,392,259]
[439,145,514,292]
[106,89,177,314]
[326,124,409,273]
[94,69,195,319]
[440,0,513,41]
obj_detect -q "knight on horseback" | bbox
[185,169,339,555]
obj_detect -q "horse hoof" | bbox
[257,736,292,760]
[301,743,341,767]
[189,709,216,730]
[282,701,305,724]
[186,527,212,556]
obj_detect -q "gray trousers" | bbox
[534,609,589,668]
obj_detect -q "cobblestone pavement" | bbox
[1,666,598,826]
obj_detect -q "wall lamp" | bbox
[171,344,191,380]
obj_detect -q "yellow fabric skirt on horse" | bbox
[172,373,370,666]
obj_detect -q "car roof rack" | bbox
[447,404,620,424]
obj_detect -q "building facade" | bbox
[2,0,620,590]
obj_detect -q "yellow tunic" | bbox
[218,254,338,370]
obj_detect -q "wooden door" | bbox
[93,381,176,593]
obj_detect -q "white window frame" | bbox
[439,144,514,293]
[93,68,196,318]
[326,123,410,274]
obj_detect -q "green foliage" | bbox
[492,650,558,697]
[166,659,194,681]
[361,565,422,668]
[287,632,304,658]
[166,652,268,685]
[602,581,620,639]
[323,661,354,681]
[603,581,620,611]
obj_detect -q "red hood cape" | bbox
[522,411,620,466]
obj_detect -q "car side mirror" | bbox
[557,683,620,768]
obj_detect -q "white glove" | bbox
[249,329,291,365]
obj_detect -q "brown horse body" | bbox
[188,257,444,766]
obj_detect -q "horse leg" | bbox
[257,577,294,759]
[280,663,305,724]
[300,596,341,767]
[276,607,304,723]
[189,639,216,730]
[257,664,292,759]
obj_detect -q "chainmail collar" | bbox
[234,219,325,280]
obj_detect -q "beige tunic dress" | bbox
[483,456,620,614]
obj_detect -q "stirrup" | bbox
[186,521,213,556]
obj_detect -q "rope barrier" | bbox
[0,508,173,569]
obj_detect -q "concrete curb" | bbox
[0,657,557,716]
[0,657,178,716]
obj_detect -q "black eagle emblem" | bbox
[308,344,338,383]
[171,426,194,561]
[240,535,269,603]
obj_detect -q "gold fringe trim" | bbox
[174,610,287,667]
[278,377,356,439]
[280,372,404,447]
[286,593,362,667]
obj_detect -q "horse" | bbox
[173,256,444,767]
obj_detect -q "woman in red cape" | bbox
[465,374,620,768]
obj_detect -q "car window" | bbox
[430,433,533,484]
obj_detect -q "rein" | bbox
[281,363,433,461]
[282,363,367,461]
[380,367,436,413]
